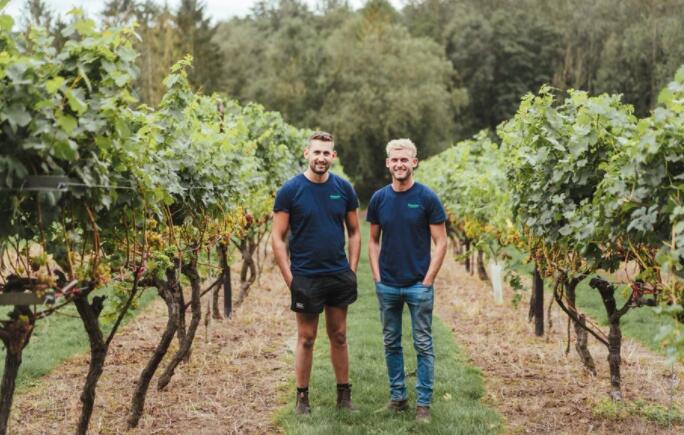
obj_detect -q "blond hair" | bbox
[385,138,417,158]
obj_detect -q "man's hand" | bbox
[421,222,447,289]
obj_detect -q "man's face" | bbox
[386,148,418,181]
[304,140,336,175]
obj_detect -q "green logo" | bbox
[329,194,342,200]
[407,203,420,209]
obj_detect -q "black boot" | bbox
[295,388,311,415]
[336,383,359,411]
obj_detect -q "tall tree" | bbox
[319,8,463,198]
[20,0,67,49]
[102,1,181,105]
[592,0,684,115]
[21,0,53,28]
[175,0,223,93]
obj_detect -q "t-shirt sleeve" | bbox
[427,190,447,224]
[344,180,360,212]
[273,183,293,213]
[366,192,380,223]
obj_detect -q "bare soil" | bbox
[10,261,293,434]
[435,253,684,434]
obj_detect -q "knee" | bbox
[384,335,402,351]
[329,330,347,347]
[413,336,433,355]
[298,334,316,350]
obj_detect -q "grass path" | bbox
[276,222,502,434]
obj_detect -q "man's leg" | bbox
[375,282,407,402]
[406,284,435,409]
[325,304,358,410]
[324,305,349,384]
[295,313,319,388]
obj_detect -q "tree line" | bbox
[20,0,684,198]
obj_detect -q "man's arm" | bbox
[422,222,447,287]
[368,223,382,283]
[271,211,292,287]
[345,210,361,273]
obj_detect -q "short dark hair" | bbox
[308,131,334,145]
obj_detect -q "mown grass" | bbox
[276,222,502,434]
[0,285,157,391]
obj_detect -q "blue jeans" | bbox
[375,281,434,407]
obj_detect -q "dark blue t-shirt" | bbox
[366,182,446,287]
[274,173,359,276]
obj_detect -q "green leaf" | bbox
[52,140,78,160]
[77,65,92,92]
[74,18,95,35]
[117,45,138,63]
[113,72,129,87]
[0,13,13,32]
[64,88,88,115]
[4,104,31,128]
[67,8,84,17]
[56,113,77,134]
[45,76,65,95]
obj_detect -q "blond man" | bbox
[367,139,448,423]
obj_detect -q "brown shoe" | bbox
[295,390,311,415]
[416,405,431,423]
[336,384,359,411]
[384,399,409,412]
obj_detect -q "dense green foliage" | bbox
[418,131,513,257]
[17,0,684,199]
[420,66,684,364]
[0,5,307,287]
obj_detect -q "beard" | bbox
[390,167,412,181]
[310,160,330,175]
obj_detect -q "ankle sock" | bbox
[297,386,309,394]
[337,383,351,390]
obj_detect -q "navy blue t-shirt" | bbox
[274,173,359,276]
[366,182,446,287]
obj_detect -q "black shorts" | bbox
[290,270,358,314]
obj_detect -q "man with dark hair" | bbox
[367,138,448,424]
[272,131,361,415]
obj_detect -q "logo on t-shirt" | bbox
[329,194,342,200]
[407,203,421,209]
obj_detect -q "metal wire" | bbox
[1,181,222,192]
